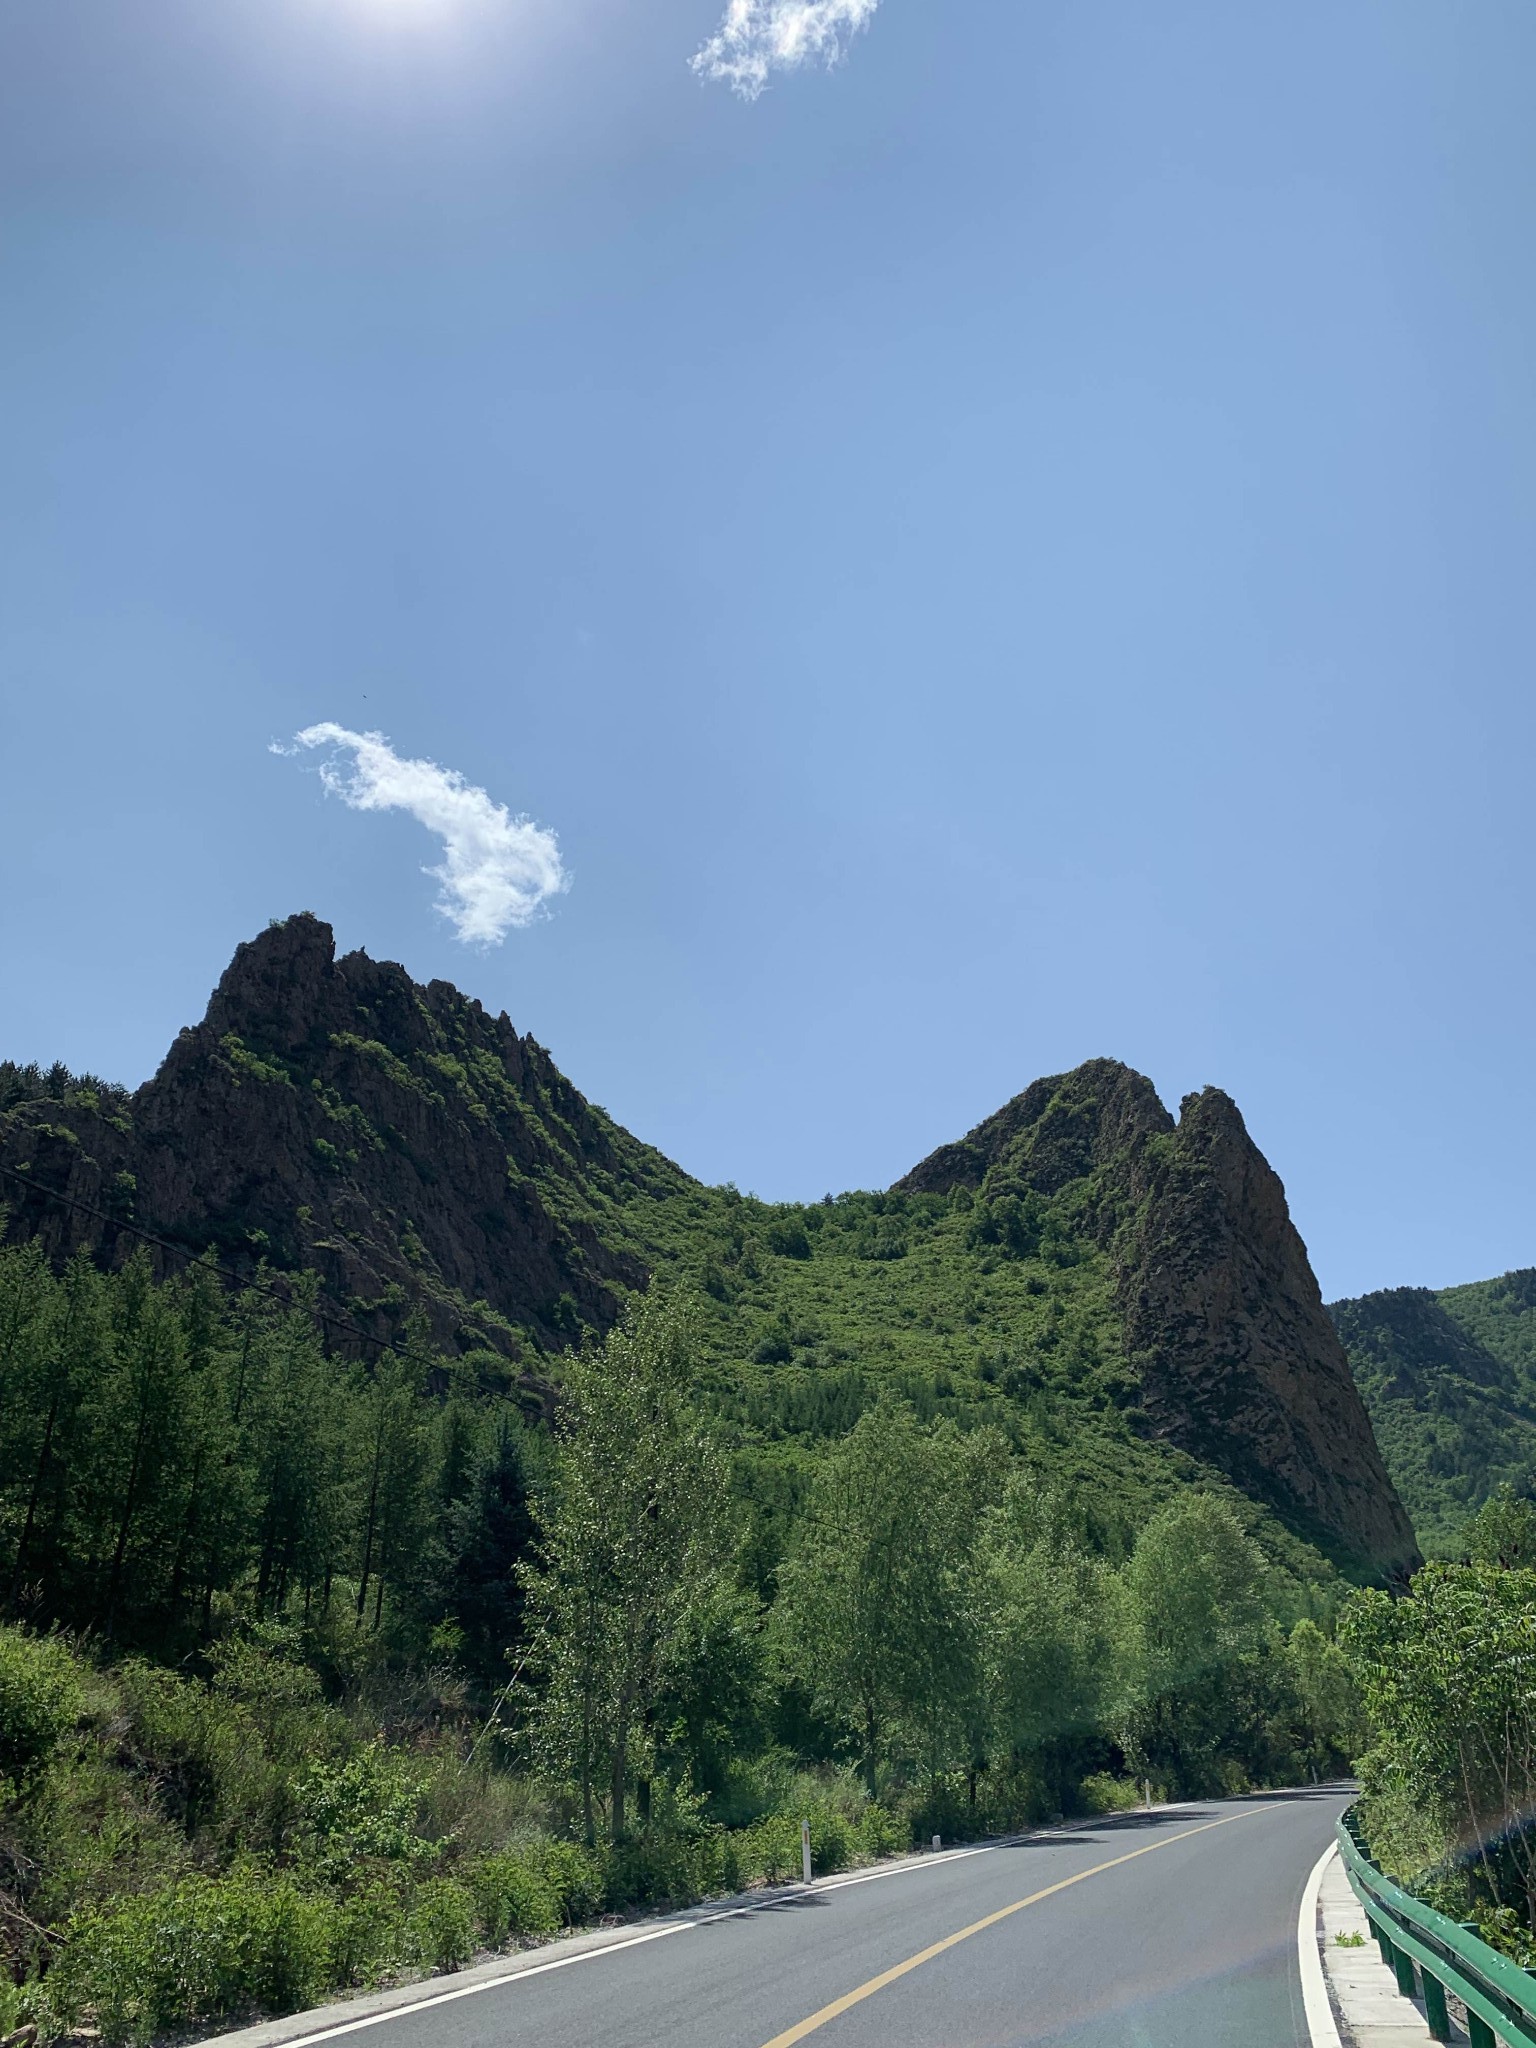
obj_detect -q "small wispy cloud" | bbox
[691,0,880,101]
[276,723,568,945]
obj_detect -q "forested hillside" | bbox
[0,1267,1369,2044]
[1330,1271,1536,1554]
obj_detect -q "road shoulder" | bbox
[1312,1844,1435,2048]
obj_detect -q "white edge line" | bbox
[807,1842,1000,1894]
[283,1925,694,2046]
[244,1807,1216,2048]
[1300,1840,1344,2048]
[278,1843,1007,2045]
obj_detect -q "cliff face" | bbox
[899,1060,1420,1578]
[0,915,691,1354]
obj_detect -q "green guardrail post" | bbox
[1367,1912,1395,1969]
[1421,1969,1451,2043]
[1337,1805,1536,2048]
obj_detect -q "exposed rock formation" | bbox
[0,915,689,1353]
[899,1060,1421,1579]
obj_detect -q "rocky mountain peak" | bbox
[899,1060,1420,1579]
[0,914,689,1356]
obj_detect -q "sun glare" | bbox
[332,0,458,25]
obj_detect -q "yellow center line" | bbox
[757,1805,1273,2048]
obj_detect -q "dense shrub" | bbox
[469,1853,560,1942]
[533,1840,602,1923]
[46,1871,335,2047]
[603,1823,731,1911]
[295,1742,436,1876]
[1078,1772,1143,1814]
[328,1881,408,1987]
[0,1626,82,1789]
[406,1880,477,1972]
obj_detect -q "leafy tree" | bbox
[94,1256,199,1640]
[1,1249,100,1619]
[245,1302,349,1619]
[428,1415,537,1690]
[523,1291,733,1842]
[772,1395,994,1792]
[1342,1563,1536,1926]
[1122,1493,1268,1793]
[353,1337,429,1632]
[650,1579,769,1809]
[1468,1484,1536,1569]
[1284,1617,1365,1774]
[978,1473,1127,1807]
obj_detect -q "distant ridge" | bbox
[0,913,691,1355]
[1331,1270,1536,1554]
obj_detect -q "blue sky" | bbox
[2,0,1533,1301]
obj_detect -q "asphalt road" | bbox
[275,1788,1346,2048]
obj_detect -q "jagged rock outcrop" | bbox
[0,915,691,1353]
[899,1060,1420,1579]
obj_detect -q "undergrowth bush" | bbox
[44,1871,335,2047]
[406,1880,477,1973]
[532,1839,605,1924]
[1078,1772,1143,1814]
[0,1626,82,1790]
[328,1880,408,1987]
[469,1852,560,1942]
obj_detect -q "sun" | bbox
[330,0,460,23]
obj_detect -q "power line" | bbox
[0,1157,442,1363]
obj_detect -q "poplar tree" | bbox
[978,1474,1127,1808]
[1122,1492,1268,1792]
[524,1291,730,1843]
[772,1394,989,1793]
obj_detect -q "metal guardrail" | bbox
[1336,1807,1536,2048]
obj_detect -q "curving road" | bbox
[233,1788,1346,2048]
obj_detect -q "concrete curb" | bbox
[1317,1843,1437,2047]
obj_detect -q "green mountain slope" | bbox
[1329,1272,1536,1553]
[0,915,1418,1583]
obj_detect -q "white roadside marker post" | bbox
[801,1819,812,1886]
[932,1833,941,1852]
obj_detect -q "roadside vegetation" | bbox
[0,1247,1369,2042]
[1342,1486,1536,1961]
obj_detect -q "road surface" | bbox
[261,1788,1345,2048]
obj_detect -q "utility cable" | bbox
[0,1155,450,1363]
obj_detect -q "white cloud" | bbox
[691,0,880,100]
[277,724,568,944]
